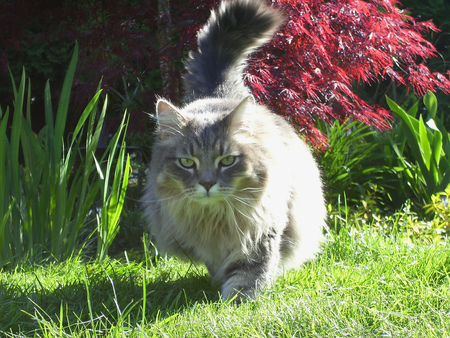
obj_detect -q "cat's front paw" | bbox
[220,276,263,304]
[221,287,255,304]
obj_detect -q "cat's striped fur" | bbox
[142,0,326,302]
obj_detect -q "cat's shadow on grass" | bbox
[141,270,222,313]
[0,262,221,333]
[75,264,221,322]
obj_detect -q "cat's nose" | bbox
[200,181,215,192]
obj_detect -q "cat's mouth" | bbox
[192,183,224,205]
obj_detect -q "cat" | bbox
[142,0,326,302]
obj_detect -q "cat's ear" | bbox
[156,99,188,140]
[228,96,256,134]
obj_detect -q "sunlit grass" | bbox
[1,220,449,337]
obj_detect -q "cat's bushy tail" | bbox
[183,0,284,101]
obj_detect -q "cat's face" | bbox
[162,138,245,205]
[153,97,266,206]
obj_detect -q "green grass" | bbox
[1,224,449,337]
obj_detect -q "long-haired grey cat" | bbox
[143,0,326,302]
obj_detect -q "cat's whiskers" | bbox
[227,198,254,222]
[229,194,259,209]
[239,187,265,193]
[221,187,261,199]
[143,190,200,219]
[141,191,187,203]
[223,197,247,247]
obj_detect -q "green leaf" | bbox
[418,115,431,171]
[386,96,420,135]
[437,159,450,191]
[93,153,105,180]
[386,96,423,168]
[406,100,419,117]
[10,70,26,200]
[96,112,129,261]
[8,68,18,98]
[0,109,11,245]
[72,89,103,142]
[0,202,14,266]
[44,80,54,128]
[432,128,443,174]
[423,91,437,120]
[53,42,78,166]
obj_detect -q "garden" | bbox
[0,0,449,336]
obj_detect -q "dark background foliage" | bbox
[400,0,450,123]
[1,0,450,146]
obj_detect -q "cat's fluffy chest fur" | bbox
[142,0,326,302]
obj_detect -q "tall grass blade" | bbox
[53,42,78,169]
[65,86,103,255]
[0,108,13,266]
[0,109,9,219]
[96,112,130,261]
[9,70,27,264]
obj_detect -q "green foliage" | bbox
[0,44,130,268]
[387,92,450,205]
[320,92,450,222]
[401,0,450,76]
[0,39,73,107]
[424,184,450,237]
[358,200,448,244]
[319,120,397,212]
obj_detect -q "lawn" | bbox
[1,223,449,337]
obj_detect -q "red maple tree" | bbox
[243,0,450,146]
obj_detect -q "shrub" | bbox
[387,92,450,205]
[320,121,385,203]
[424,185,450,237]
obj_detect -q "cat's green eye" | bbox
[179,158,196,169]
[219,155,236,167]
